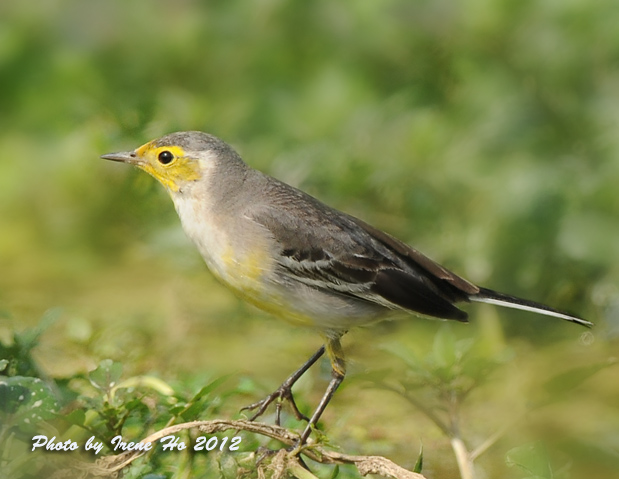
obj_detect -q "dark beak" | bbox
[100,151,140,164]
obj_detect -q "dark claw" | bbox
[287,392,311,422]
[255,446,280,465]
[241,345,326,439]
[255,445,312,471]
[241,383,310,423]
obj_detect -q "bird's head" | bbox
[101,131,241,193]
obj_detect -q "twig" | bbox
[53,419,426,479]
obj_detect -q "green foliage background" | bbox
[1,0,618,478]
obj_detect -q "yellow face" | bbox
[103,141,202,192]
[134,142,202,192]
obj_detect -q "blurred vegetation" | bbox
[1,0,618,478]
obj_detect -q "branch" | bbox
[53,419,426,479]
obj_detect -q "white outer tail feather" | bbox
[470,288,592,328]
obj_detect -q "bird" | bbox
[102,131,591,444]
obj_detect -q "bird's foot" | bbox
[255,444,312,471]
[241,382,310,425]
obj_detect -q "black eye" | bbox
[158,150,174,165]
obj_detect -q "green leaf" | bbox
[328,465,340,479]
[506,442,553,479]
[174,376,229,420]
[89,359,123,392]
[218,453,242,479]
[189,375,230,403]
[0,376,59,431]
[63,408,86,427]
[413,443,424,473]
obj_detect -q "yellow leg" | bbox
[299,336,346,444]
[325,336,347,377]
[242,336,347,447]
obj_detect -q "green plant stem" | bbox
[451,436,475,479]
[470,414,523,461]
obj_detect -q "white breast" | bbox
[172,192,232,279]
[171,188,277,299]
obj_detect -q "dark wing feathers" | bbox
[352,218,479,296]
[350,217,476,320]
[372,269,468,321]
[248,178,475,321]
[329,259,379,284]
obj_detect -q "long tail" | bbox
[470,287,592,328]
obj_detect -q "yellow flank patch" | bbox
[134,142,201,192]
[216,247,317,328]
[220,246,268,289]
